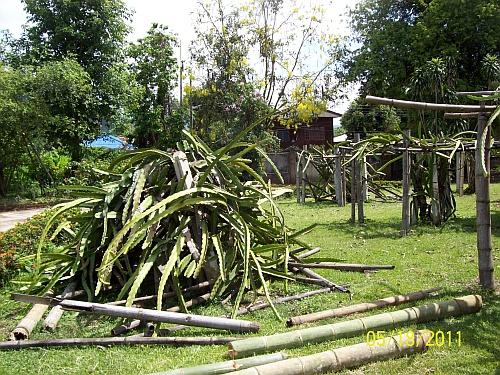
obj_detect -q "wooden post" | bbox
[456,151,465,196]
[401,130,411,236]
[334,147,344,207]
[355,133,364,224]
[476,111,495,290]
[296,152,301,203]
[341,149,347,206]
[350,155,356,223]
[430,152,441,225]
[301,146,307,203]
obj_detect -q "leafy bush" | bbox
[0,210,73,284]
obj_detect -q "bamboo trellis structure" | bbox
[366,95,496,290]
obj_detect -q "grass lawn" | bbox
[0,184,499,375]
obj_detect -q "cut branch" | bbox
[366,96,496,112]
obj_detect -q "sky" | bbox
[0,0,359,114]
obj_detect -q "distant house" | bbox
[83,134,136,150]
[273,110,342,149]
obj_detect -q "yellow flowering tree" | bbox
[189,0,343,136]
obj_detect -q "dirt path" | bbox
[0,208,47,232]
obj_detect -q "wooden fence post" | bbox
[296,152,301,203]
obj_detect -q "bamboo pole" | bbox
[296,152,301,203]
[0,336,243,350]
[228,330,431,375]
[115,292,213,335]
[334,147,345,207]
[431,153,441,225]
[301,146,307,203]
[293,267,349,293]
[295,247,321,259]
[365,96,496,112]
[444,112,480,119]
[160,288,337,334]
[476,111,495,290]
[12,294,260,333]
[9,290,54,341]
[108,280,215,306]
[351,152,356,223]
[288,262,394,272]
[147,353,288,375]
[355,133,364,223]
[286,286,442,326]
[227,294,482,358]
[401,130,411,236]
[42,281,78,332]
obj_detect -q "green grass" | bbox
[0,185,499,375]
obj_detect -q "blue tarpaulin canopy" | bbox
[83,134,136,149]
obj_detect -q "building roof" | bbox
[318,110,343,118]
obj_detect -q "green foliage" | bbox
[128,23,180,148]
[0,210,71,285]
[340,98,401,135]
[30,126,308,318]
[343,0,500,97]
[19,0,132,125]
[189,0,341,131]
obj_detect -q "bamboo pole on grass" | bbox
[42,281,78,332]
[334,147,345,207]
[9,290,54,341]
[228,294,482,358]
[287,286,442,326]
[288,262,394,272]
[147,353,288,375]
[229,331,431,375]
[160,288,336,334]
[476,111,495,290]
[12,294,260,333]
[0,336,242,350]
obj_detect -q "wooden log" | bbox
[444,112,480,119]
[0,336,243,350]
[287,286,443,326]
[288,262,394,272]
[149,353,288,375]
[9,290,54,341]
[42,281,78,332]
[366,95,496,112]
[11,294,260,333]
[227,294,482,358]
[476,111,495,290]
[229,330,431,375]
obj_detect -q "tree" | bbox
[340,98,401,135]
[13,0,132,138]
[343,0,500,98]
[0,66,43,196]
[127,24,179,148]
[188,0,343,139]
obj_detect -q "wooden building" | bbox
[274,110,342,149]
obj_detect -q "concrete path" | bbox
[0,208,47,232]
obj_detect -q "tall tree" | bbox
[128,23,180,148]
[18,0,132,133]
[188,0,343,140]
[343,0,500,98]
